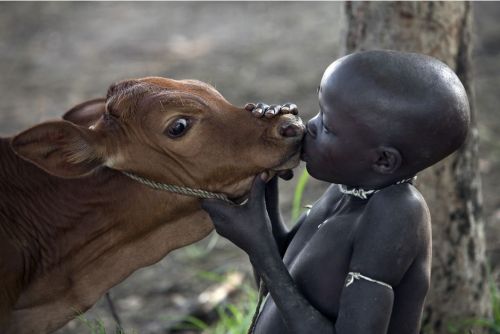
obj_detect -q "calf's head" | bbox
[11,77,304,200]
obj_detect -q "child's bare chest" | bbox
[281,196,365,317]
[284,211,357,267]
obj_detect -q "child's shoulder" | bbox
[350,184,431,286]
[359,183,430,241]
[367,183,428,219]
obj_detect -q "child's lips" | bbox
[300,146,308,161]
[277,169,294,180]
[300,136,310,161]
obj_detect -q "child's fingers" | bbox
[281,103,299,115]
[264,175,279,203]
[245,102,294,118]
[200,198,232,215]
[250,174,267,202]
[244,103,256,111]
[264,104,281,118]
[244,102,265,118]
[254,103,269,118]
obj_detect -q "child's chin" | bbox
[304,162,316,177]
[300,148,307,161]
[304,162,327,182]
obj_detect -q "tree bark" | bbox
[344,2,489,333]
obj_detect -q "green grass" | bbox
[174,272,259,334]
[178,302,256,334]
[76,313,133,334]
[77,315,107,334]
[291,168,311,221]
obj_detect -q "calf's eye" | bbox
[166,117,191,138]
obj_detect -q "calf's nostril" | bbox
[280,123,303,138]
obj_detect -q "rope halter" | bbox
[121,171,235,204]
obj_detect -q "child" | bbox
[201,50,470,334]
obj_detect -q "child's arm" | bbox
[252,175,308,290]
[264,175,307,256]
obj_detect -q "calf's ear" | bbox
[63,98,106,128]
[10,121,107,178]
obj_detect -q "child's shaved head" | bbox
[320,50,470,177]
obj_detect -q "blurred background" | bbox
[0,2,498,333]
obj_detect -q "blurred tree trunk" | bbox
[344,2,489,333]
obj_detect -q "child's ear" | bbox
[372,146,402,174]
[11,121,108,178]
[62,98,106,128]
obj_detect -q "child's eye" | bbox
[320,115,330,133]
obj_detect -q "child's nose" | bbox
[306,117,319,138]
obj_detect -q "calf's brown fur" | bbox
[0,77,303,333]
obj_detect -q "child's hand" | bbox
[245,102,298,118]
[201,174,277,257]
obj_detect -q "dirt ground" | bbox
[0,2,498,333]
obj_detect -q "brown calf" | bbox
[0,77,304,333]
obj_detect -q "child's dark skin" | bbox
[202,50,470,334]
